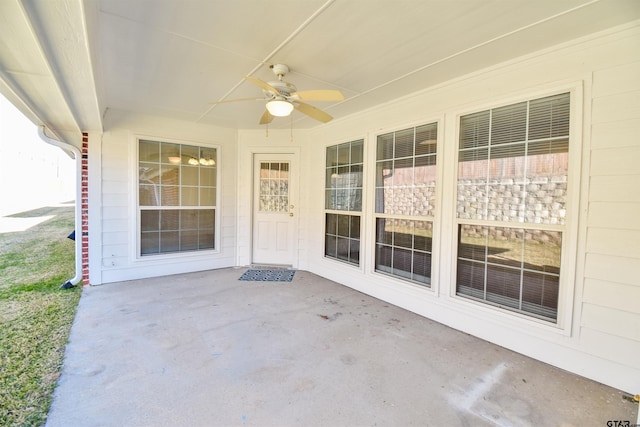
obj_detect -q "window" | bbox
[138,139,217,255]
[374,123,437,286]
[455,93,570,322]
[324,140,363,265]
[258,162,289,212]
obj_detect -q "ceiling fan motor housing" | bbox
[265,64,296,99]
[264,80,297,99]
[270,63,289,78]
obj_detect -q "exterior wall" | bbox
[303,22,640,393]
[580,47,640,382]
[94,109,238,284]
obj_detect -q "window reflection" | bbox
[455,92,570,321]
[324,139,364,266]
[138,140,217,255]
[374,123,438,286]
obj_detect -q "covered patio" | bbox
[46,268,636,426]
[1,0,639,402]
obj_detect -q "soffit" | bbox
[0,0,102,146]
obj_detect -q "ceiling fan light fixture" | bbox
[266,99,294,117]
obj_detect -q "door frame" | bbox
[250,150,300,268]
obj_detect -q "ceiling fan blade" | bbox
[245,76,279,94]
[293,89,344,102]
[209,97,263,105]
[295,102,333,123]
[259,109,274,125]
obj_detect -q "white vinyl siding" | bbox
[581,55,640,369]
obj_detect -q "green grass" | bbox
[0,206,81,426]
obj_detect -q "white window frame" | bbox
[130,135,221,262]
[323,138,365,267]
[448,84,583,333]
[370,120,441,289]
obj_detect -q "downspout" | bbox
[38,126,83,288]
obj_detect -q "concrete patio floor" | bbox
[46,268,637,426]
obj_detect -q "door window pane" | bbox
[259,162,289,212]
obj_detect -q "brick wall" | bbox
[81,132,89,285]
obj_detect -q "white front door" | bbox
[252,154,298,266]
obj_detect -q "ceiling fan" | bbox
[210,64,344,124]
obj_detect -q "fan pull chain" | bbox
[265,121,269,138]
[290,115,293,142]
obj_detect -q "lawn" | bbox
[0,205,81,426]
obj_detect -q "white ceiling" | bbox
[1,0,640,140]
[91,0,640,130]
